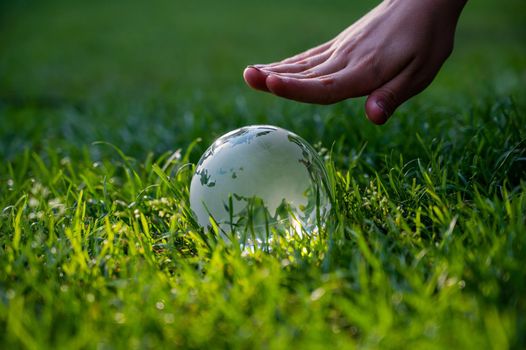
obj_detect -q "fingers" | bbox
[247,59,429,126]
[244,64,343,96]
[264,66,372,104]
[249,55,385,104]
[245,41,335,92]
[245,65,349,102]
[265,74,339,104]
[256,49,335,74]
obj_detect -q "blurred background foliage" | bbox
[0,0,525,160]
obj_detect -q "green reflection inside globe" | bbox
[189,125,332,246]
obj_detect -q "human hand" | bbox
[244,0,467,124]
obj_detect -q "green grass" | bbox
[1,0,526,348]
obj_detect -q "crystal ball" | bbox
[189,125,332,245]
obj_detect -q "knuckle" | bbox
[358,52,382,81]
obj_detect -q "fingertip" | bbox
[243,66,270,92]
[365,96,390,125]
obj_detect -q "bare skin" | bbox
[243,0,468,124]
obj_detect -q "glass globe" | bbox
[189,125,332,247]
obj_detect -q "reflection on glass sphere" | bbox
[189,125,332,247]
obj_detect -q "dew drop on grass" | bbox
[155,301,165,310]
[6,289,15,299]
[114,312,126,324]
[86,293,95,303]
[189,125,332,248]
[310,287,326,301]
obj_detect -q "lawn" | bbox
[1,0,526,348]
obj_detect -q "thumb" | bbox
[365,71,416,125]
